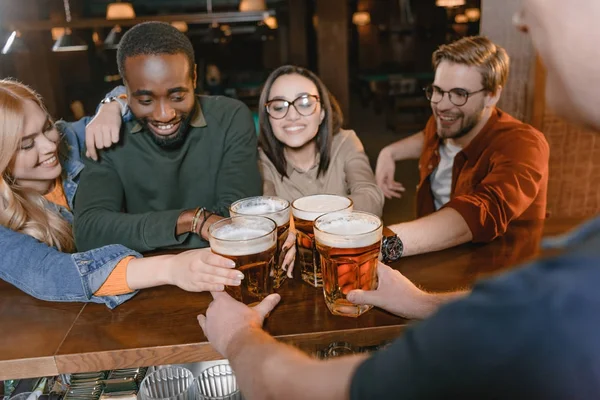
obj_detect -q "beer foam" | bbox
[292,195,352,221]
[210,226,276,256]
[231,203,290,226]
[314,217,382,248]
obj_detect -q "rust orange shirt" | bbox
[416,108,549,243]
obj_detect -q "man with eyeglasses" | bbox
[374,35,549,259]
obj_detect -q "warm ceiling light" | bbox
[171,21,189,32]
[92,31,102,46]
[436,0,465,7]
[239,0,266,12]
[51,27,65,40]
[264,16,278,29]
[455,14,468,23]
[465,8,481,21]
[352,11,371,26]
[106,2,136,20]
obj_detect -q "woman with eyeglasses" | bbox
[0,79,244,308]
[258,65,384,216]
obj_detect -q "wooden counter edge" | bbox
[0,356,58,380]
[54,324,407,374]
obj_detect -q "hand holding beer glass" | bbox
[208,216,277,305]
[292,195,353,287]
[230,196,291,288]
[314,211,382,317]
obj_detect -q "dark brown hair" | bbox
[432,36,510,95]
[258,65,343,178]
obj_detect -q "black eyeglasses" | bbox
[424,85,486,107]
[265,94,321,120]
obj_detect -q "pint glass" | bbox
[314,211,382,317]
[230,196,290,288]
[291,195,353,287]
[209,216,277,305]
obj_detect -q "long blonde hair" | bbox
[0,79,75,252]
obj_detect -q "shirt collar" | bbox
[130,97,207,133]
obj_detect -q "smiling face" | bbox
[10,100,62,193]
[124,53,197,148]
[266,73,325,149]
[517,0,600,129]
[431,61,497,141]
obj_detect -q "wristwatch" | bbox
[100,95,128,116]
[381,227,403,263]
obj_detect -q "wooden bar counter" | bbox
[0,217,586,380]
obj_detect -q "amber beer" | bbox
[208,216,277,305]
[314,211,382,317]
[230,196,291,288]
[291,195,353,287]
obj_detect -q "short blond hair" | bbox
[432,36,509,95]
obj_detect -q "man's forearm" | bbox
[389,207,473,257]
[385,131,425,161]
[228,327,366,400]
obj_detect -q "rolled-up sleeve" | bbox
[343,131,385,217]
[443,132,549,243]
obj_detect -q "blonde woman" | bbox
[0,79,243,308]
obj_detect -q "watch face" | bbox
[382,236,403,263]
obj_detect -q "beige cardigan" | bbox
[259,129,384,217]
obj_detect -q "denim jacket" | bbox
[0,117,141,309]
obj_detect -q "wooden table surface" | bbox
[0,217,586,380]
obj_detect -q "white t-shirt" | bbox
[430,140,462,210]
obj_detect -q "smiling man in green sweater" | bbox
[73,22,262,252]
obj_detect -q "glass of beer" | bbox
[230,196,290,289]
[291,195,353,287]
[208,216,277,305]
[314,211,382,317]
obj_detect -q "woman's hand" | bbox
[165,248,244,292]
[281,230,297,278]
[85,102,122,161]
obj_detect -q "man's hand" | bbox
[85,102,122,161]
[281,230,297,278]
[166,248,244,292]
[198,291,281,357]
[346,262,434,319]
[375,147,406,199]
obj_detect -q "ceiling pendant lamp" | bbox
[171,21,189,33]
[106,1,136,20]
[239,0,267,12]
[352,11,371,26]
[435,0,465,7]
[53,0,88,52]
